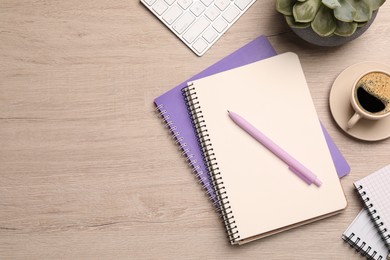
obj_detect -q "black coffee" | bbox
[357,87,386,113]
[355,72,390,115]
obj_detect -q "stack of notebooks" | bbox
[154,36,351,245]
[342,164,390,260]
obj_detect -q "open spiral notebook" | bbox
[182,52,347,244]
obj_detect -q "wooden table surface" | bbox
[1,0,389,259]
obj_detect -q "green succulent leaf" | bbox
[293,0,322,23]
[346,0,372,22]
[357,21,367,28]
[334,0,356,22]
[367,0,385,11]
[285,15,311,28]
[334,20,358,36]
[297,0,307,2]
[311,5,337,36]
[322,0,341,9]
[276,0,297,15]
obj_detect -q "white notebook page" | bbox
[189,53,347,243]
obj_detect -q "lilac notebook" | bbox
[155,36,350,204]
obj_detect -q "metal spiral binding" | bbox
[182,84,240,245]
[357,185,390,248]
[155,103,219,208]
[343,233,383,260]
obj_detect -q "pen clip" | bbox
[288,166,312,185]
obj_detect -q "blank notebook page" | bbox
[188,52,347,243]
[355,164,390,248]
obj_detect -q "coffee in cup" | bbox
[347,70,390,129]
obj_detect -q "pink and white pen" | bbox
[228,110,322,187]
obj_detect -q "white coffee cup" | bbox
[347,70,390,130]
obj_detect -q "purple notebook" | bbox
[155,36,350,204]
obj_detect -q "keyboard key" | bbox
[141,0,256,56]
[222,5,240,23]
[164,0,175,5]
[183,16,210,43]
[203,28,218,43]
[172,12,195,34]
[235,0,253,10]
[205,5,220,21]
[143,0,157,6]
[162,5,183,25]
[214,0,230,11]
[193,38,208,54]
[177,0,193,9]
[190,2,206,17]
[212,17,228,33]
[200,0,214,6]
[153,0,168,15]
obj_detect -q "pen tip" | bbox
[313,178,322,187]
[227,110,230,113]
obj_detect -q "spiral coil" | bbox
[182,84,240,244]
[343,233,384,260]
[357,185,390,248]
[155,103,220,209]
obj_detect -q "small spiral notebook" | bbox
[343,164,390,259]
[356,165,390,246]
[154,36,350,209]
[182,52,347,245]
[343,209,389,260]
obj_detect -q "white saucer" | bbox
[329,62,390,141]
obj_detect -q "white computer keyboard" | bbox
[140,0,256,56]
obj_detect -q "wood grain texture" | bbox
[0,0,389,258]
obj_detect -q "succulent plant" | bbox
[276,0,386,37]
